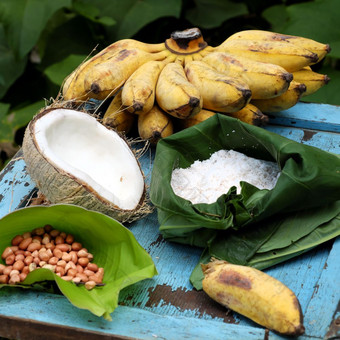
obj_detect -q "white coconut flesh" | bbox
[32,109,144,210]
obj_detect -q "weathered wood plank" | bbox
[0,102,339,339]
[268,102,340,133]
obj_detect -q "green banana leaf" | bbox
[150,114,340,289]
[0,204,157,320]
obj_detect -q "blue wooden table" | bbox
[0,102,339,340]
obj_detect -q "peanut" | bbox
[9,269,19,277]
[60,275,73,281]
[50,229,60,237]
[55,236,64,245]
[77,249,88,258]
[5,254,15,265]
[3,266,13,275]
[48,257,59,265]
[62,252,72,262]
[28,263,37,272]
[24,256,33,265]
[22,266,29,275]
[41,235,50,245]
[9,274,20,284]
[1,247,13,259]
[38,251,50,262]
[72,277,81,283]
[0,274,9,284]
[87,263,98,272]
[22,232,31,239]
[44,224,53,232]
[85,280,96,290]
[55,266,65,276]
[67,268,77,277]
[33,227,45,236]
[71,242,82,251]
[55,244,71,252]
[0,264,6,274]
[11,235,24,246]
[0,226,104,287]
[27,242,41,252]
[15,254,25,262]
[13,260,25,271]
[19,273,27,281]
[65,234,74,244]
[78,257,89,267]
[18,237,32,250]
[75,273,88,282]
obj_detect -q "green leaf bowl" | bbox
[0,204,157,320]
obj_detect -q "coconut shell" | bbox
[22,107,150,223]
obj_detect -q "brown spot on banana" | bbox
[218,269,252,290]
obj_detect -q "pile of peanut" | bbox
[0,224,104,290]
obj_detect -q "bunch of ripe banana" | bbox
[62,28,330,144]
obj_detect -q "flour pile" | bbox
[171,150,281,204]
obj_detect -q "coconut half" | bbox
[22,107,149,222]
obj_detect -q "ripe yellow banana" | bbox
[292,67,330,96]
[102,91,135,133]
[203,52,293,99]
[83,49,170,100]
[179,109,216,129]
[185,61,251,113]
[121,60,168,115]
[63,39,167,101]
[216,39,318,72]
[225,103,268,126]
[138,105,173,144]
[156,62,202,119]
[226,30,330,63]
[251,81,306,112]
[202,259,305,336]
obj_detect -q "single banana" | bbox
[83,49,170,100]
[63,39,167,101]
[185,61,251,113]
[202,259,305,336]
[216,39,318,72]
[102,91,135,133]
[121,60,167,115]
[292,67,330,96]
[138,105,174,144]
[225,103,269,126]
[179,109,216,129]
[203,52,293,99]
[226,30,330,63]
[156,62,202,119]
[251,81,306,112]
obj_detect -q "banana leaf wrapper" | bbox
[149,114,340,289]
[0,205,157,319]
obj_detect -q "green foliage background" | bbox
[0,0,339,167]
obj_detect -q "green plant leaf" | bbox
[44,54,87,86]
[80,0,181,40]
[0,24,27,99]
[0,0,71,59]
[186,0,248,29]
[263,0,340,51]
[301,65,340,105]
[0,204,157,320]
[72,0,116,26]
[0,101,45,143]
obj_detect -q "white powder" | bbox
[171,150,280,204]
